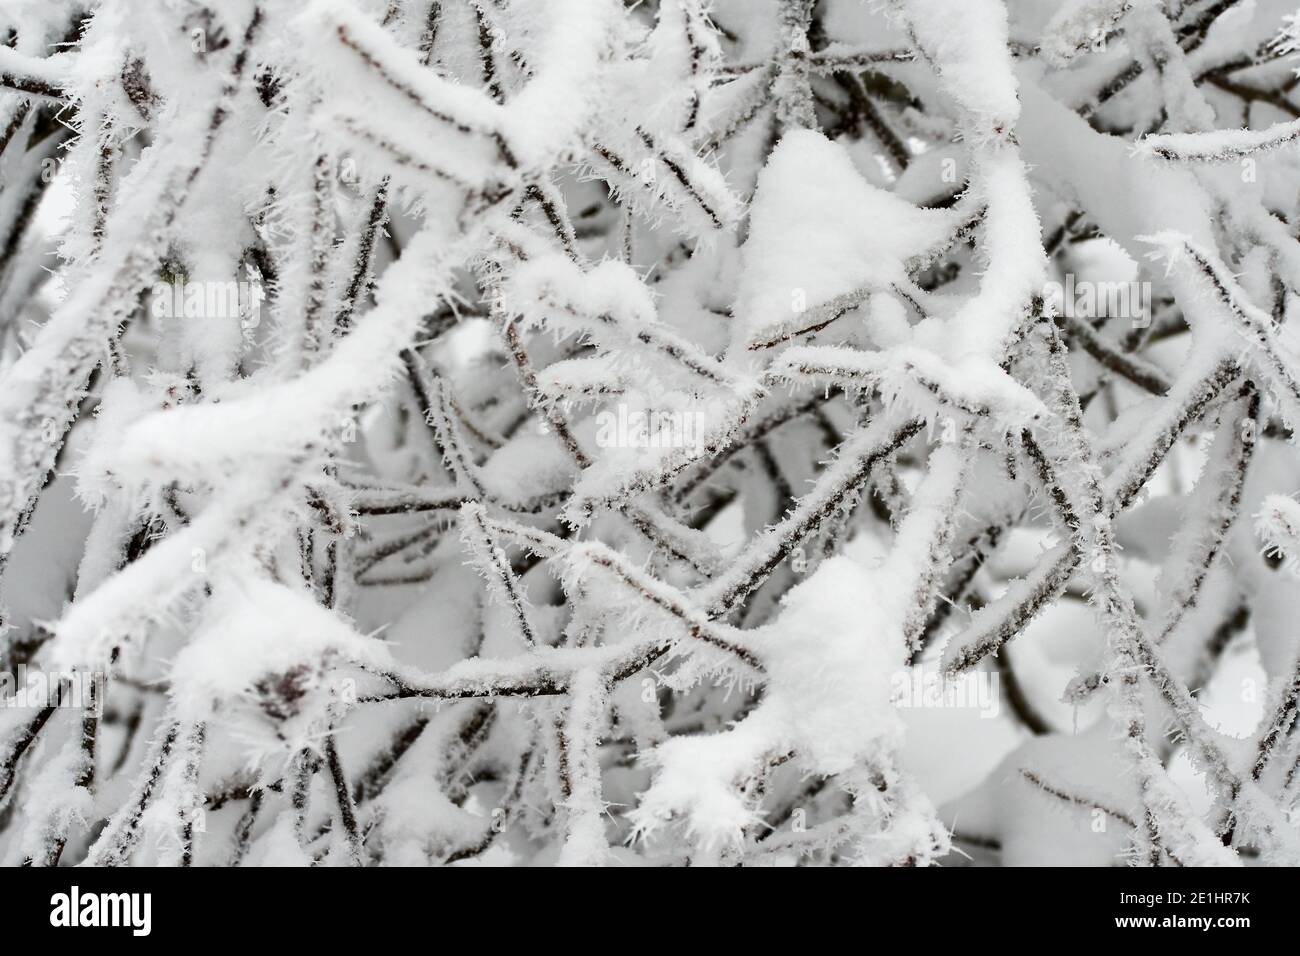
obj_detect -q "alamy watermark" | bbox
[1,666,104,716]
[50,886,151,936]
[594,405,706,453]
[891,668,1000,719]
[1043,274,1152,328]
[151,279,265,337]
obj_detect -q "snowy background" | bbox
[1,0,1300,866]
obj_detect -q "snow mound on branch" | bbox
[630,557,906,847]
[504,255,657,332]
[497,0,623,169]
[898,0,1019,135]
[731,130,951,355]
[1038,0,1130,67]
[752,556,907,770]
[479,431,578,505]
[169,574,393,728]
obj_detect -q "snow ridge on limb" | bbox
[1143,232,1300,428]
[1038,0,1134,67]
[1137,118,1300,162]
[0,45,72,101]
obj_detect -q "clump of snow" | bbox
[896,0,1020,138]
[168,572,393,756]
[630,556,910,848]
[731,130,953,356]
